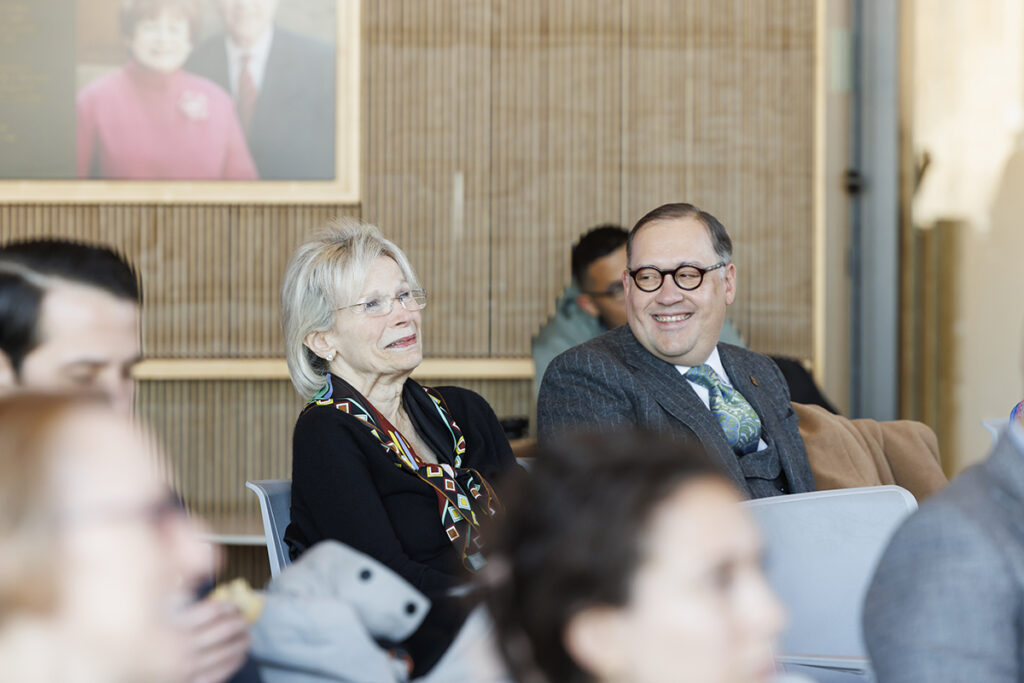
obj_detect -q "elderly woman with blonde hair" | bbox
[280,218,517,677]
[0,394,213,683]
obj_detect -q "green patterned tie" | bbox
[685,364,762,455]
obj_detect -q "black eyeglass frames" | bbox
[628,261,727,293]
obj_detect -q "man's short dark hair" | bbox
[627,203,733,265]
[0,240,140,374]
[571,224,628,289]
[486,430,725,683]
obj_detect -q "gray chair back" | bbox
[245,479,292,578]
[745,485,917,681]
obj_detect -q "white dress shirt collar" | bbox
[675,346,731,399]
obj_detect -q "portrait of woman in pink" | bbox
[76,0,257,180]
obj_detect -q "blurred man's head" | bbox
[572,225,629,330]
[0,241,142,416]
[217,0,279,50]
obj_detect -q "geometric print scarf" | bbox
[308,378,501,572]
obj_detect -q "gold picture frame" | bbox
[0,0,360,204]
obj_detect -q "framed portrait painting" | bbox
[0,0,360,203]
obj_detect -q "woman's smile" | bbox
[386,333,418,350]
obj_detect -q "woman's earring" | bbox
[326,351,335,362]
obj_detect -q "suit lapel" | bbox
[615,332,749,489]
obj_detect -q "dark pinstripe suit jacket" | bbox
[536,325,815,497]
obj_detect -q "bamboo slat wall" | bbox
[0,1,816,584]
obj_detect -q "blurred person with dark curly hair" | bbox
[486,431,790,683]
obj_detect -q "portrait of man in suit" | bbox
[187,0,337,180]
[537,202,815,499]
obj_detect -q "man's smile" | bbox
[652,312,695,324]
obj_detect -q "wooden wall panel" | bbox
[137,380,295,521]
[489,0,624,353]
[621,0,815,357]
[1,1,817,567]
[0,204,359,357]
[363,0,494,357]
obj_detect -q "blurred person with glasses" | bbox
[538,203,815,500]
[0,394,214,683]
[280,219,518,678]
[0,239,254,683]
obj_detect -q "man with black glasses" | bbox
[537,203,815,499]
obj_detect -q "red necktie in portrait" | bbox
[237,54,257,131]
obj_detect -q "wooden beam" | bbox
[133,357,535,381]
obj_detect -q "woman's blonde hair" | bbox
[280,218,420,399]
[0,394,105,622]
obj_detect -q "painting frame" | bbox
[0,0,360,204]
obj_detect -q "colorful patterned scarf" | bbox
[308,375,502,572]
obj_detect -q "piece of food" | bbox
[208,578,264,624]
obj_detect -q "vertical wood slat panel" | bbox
[137,380,301,520]
[619,0,814,357]
[363,0,492,357]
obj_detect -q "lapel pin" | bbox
[750,375,759,386]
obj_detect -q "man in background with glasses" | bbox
[531,225,629,399]
[537,203,815,499]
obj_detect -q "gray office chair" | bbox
[245,479,293,578]
[745,485,918,683]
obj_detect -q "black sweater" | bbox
[284,375,516,673]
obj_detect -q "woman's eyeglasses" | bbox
[339,289,428,317]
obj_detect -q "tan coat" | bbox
[795,402,947,501]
